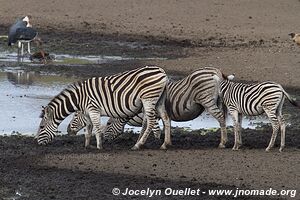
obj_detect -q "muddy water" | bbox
[0,67,269,136]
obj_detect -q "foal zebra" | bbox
[216,75,300,152]
[68,67,229,148]
[36,66,171,150]
[67,112,161,147]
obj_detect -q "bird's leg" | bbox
[17,41,21,57]
[27,42,31,54]
[17,41,21,62]
[21,42,24,57]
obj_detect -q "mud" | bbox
[1,128,299,200]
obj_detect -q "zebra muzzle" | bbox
[67,125,77,135]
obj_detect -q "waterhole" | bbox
[0,68,269,136]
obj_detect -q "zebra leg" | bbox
[155,93,171,149]
[159,110,171,149]
[237,113,243,147]
[278,115,286,152]
[138,118,160,141]
[229,110,241,151]
[277,99,286,152]
[137,120,146,142]
[89,111,104,150]
[264,107,280,152]
[205,105,227,148]
[84,123,93,148]
[153,121,161,139]
[131,100,157,150]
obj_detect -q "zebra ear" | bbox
[227,74,235,80]
[45,107,54,118]
[39,106,46,118]
[39,106,53,118]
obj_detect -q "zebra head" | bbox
[103,118,124,142]
[36,106,58,145]
[67,111,87,135]
[212,72,235,98]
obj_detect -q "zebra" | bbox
[68,67,229,148]
[215,74,300,152]
[35,66,171,150]
[67,111,161,148]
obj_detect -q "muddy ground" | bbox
[0,128,299,200]
[0,0,300,199]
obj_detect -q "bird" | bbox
[30,50,54,63]
[289,33,300,46]
[8,16,42,58]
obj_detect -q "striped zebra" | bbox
[68,67,229,148]
[215,75,300,152]
[67,111,161,148]
[36,66,171,150]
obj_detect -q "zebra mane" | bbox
[222,73,228,80]
[46,80,83,108]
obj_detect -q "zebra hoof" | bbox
[131,145,140,151]
[279,147,284,152]
[160,144,167,150]
[265,148,271,152]
[232,147,239,151]
[218,143,226,149]
[96,146,103,150]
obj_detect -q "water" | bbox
[0,70,77,136]
[0,68,269,136]
[0,51,167,64]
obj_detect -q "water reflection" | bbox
[0,69,76,135]
[7,71,36,86]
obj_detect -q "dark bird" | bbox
[289,33,300,46]
[8,16,42,58]
[30,50,54,63]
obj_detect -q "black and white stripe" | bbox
[36,66,171,150]
[68,67,229,148]
[217,75,300,152]
[67,112,161,146]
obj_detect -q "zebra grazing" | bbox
[67,112,161,148]
[68,67,229,148]
[215,75,300,152]
[36,66,171,150]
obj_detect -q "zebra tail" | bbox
[282,89,300,108]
